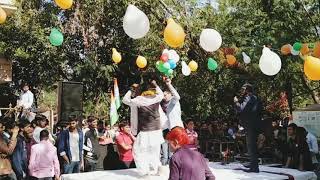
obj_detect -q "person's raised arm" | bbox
[165,79,180,100]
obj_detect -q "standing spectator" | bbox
[11,119,33,180]
[33,115,55,144]
[272,120,280,140]
[115,122,136,169]
[84,117,108,171]
[185,120,198,150]
[29,130,60,180]
[285,124,313,171]
[57,116,83,174]
[234,83,262,173]
[285,123,297,168]
[306,130,318,169]
[166,127,215,180]
[0,117,19,180]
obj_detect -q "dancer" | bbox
[160,78,184,165]
[123,79,165,177]
[234,83,262,173]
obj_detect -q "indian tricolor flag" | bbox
[110,91,119,126]
[114,78,121,109]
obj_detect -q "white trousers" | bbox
[133,130,164,176]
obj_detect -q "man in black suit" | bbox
[234,84,262,173]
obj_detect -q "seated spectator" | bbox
[0,117,19,180]
[185,119,198,150]
[166,127,215,180]
[29,130,60,180]
[115,122,135,169]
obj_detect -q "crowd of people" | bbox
[1,76,319,180]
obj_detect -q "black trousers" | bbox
[246,127,259,170]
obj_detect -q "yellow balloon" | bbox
[304,56,320,80]
[188,60,198,72]
[112,48,122,64]
[164,18,185,48]
[136,56,147,68]
[0,7,7,24]
[55,0,73,10]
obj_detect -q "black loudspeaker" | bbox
[57,81,83,124]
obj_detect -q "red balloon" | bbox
[160,54,169,62]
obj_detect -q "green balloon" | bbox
[164,69,173,76]
[309,43,315,49]
[49,28,64,46]
[156,61,161,69]
[159,63,167,73]
[208,58,218,71]
[293,42,302,51]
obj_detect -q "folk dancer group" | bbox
[123,75,214,179]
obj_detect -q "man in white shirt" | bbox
[18,83,34,110]
[17,83,35,122]
[306,131,319,167]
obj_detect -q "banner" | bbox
[293,111,320,138]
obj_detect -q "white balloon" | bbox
[181,61,191,76]
[123,5,150,39]
[162,49,169,55]
[259,47,282,76]
[168,49,180,63]
[199,28,222,52]
[242,52,251,64]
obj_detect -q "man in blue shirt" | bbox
[234,83,262,173]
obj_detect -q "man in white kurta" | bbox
[123,81,167,176]
[17,83,35,121]
[18,84,34,110]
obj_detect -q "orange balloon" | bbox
[164,18,186,48]
[313,42,320,58]
[300,44,309,55]
[226,55,236,65]
[304,56,320,80]
[280,44,291,55]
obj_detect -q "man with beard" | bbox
[11,118,34,180]
[58,116,84,174]
[234,84,262,173]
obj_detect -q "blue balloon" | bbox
[168,59,177,69]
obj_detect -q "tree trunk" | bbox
[301,74,320,104]
[285,80,293,114]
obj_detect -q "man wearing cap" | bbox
[234,84,262,173]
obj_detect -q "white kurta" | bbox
[18,90,34,109]
[122,85,166,176]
